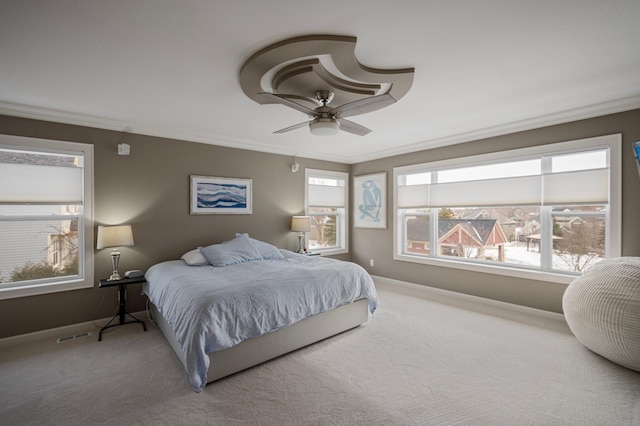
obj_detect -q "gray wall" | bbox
[351,109,640,313]
[0,115,348,338]
[1,109,639,338]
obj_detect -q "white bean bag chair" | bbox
[562,257,640,372]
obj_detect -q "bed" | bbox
[142,234,377,393]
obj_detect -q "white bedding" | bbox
[143,250,377,392]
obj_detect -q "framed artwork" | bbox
[354,172,386,228]
[190,175,252,214]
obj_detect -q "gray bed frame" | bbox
[150,298,370,384]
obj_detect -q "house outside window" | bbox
[394,134,621,284]
[305,169,348,255]
[0,135,94,299]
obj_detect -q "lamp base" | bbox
[108,250,121,281]
[297,233,306,254]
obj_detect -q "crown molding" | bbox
[1,94,639,165]
[348,94,640,164]
[0,100,350,163]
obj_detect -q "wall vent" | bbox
[57,332,92,343]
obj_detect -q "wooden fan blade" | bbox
[259,92,317,116]
[329,93,396,118]
[338,119,371,136]
[273,121,310,134]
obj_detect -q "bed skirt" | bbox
[150,299,370,384]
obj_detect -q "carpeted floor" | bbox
[1,279,638,425]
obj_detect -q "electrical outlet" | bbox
[369,259,375,267]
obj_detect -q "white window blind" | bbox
[397,150,609,208]
[307,172,346,207]
[0,162,83,203]
[397,183,430,208]
[542,168,608,205]
[427,174,542,207]
[308,184,345,207]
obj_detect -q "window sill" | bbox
[393,253,578,285]
[0,278,93,300]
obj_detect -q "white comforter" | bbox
[143,251,377,392]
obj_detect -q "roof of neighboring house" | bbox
[440,219,502,246]
[462,208,516,224]
[407,218,508,247]
[407,217,429,242]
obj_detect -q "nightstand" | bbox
[98,276,147,341]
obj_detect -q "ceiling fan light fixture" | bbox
[309,118,339,136]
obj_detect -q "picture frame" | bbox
[354,172,386,228]
[190,175,252,215]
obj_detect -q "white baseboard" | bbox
[371,275,566,323]
[0,310,148,349]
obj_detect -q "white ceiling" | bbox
[1,1,639,164]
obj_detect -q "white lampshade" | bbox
[291,216,311,232]
[96,225,135,249]
[309,118,339,136]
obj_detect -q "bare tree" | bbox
[555,222,603,272]
[10,223,78,282]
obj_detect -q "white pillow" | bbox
[181,249,209,266]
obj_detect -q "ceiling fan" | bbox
[260,90,396,136]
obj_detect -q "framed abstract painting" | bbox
[353,172,386,228]
[190,175,252,214]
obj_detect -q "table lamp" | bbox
[96,224,134,281]
[291,216,311,254]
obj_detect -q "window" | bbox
[394,134,621,284]
[305,169,348,255]
[0,135,94,299]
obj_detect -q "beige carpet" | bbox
[1,279,639,425]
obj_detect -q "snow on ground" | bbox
[483,243,602,272]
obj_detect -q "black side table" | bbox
[98,276,147,341]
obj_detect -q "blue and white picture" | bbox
[190,175,252,214]
[354,172,386,228]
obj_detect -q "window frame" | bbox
[305,168,348,255]
[0,135,94,299]
[393,134,621,284]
